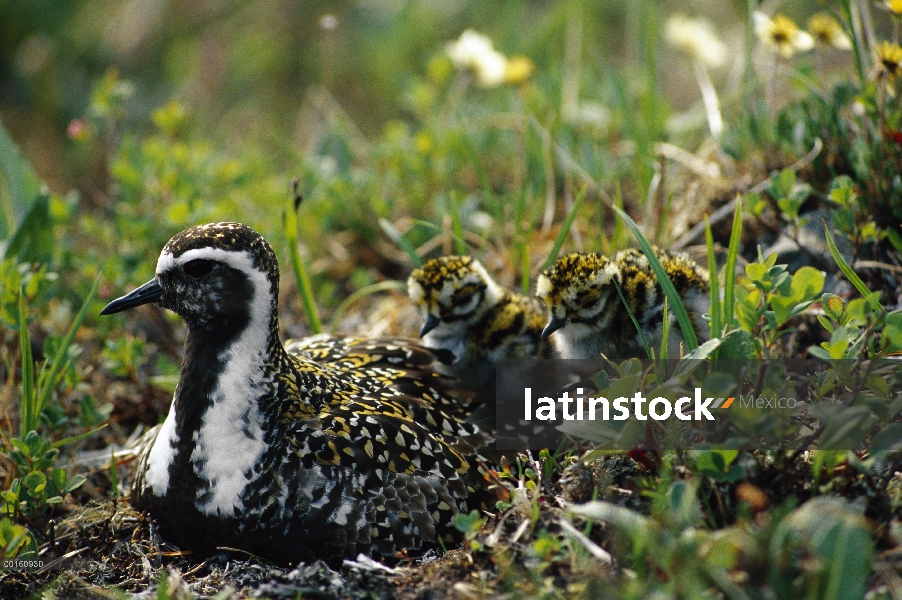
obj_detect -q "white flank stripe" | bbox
[144,401,177,495]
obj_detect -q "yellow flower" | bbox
[505,55,535,84]
[871,40,902,84]
[808,13,852,50]
[883,1,902,15]
[446,30,508,88]
[754,11,815,58]
[665,13,728,68]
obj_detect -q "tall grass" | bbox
[19,276,99,438]
[541,186,588,272]
[285,190,323,335]
[612,205,698,353]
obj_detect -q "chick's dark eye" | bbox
[576,290,600,308]
[183,259,214,278]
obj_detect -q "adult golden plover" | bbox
[101,223,489,565]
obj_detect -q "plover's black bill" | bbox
[100,278,164,315]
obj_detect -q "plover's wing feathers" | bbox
[286,334,455,366]
[302,405,475,482]
[285,337,466,412]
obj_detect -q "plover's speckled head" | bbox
[102,222,279,335]
[159,222,279,289]
[150,223,277,332]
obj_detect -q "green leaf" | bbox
[735,286,762,332]
[871,423,902,452]
[828,175,855,208]
[453,509,485,534]
[593,370,609,392]
[771,267,825,325]
[0,517,29,557]
[60,474,86,496]
[745,263,767,284]
[882,311,902,353]
[769,497,872,600]
[21,471,46,494]
[822,294,844,321]
[717,329,757,360]
[694,450,740,482]
[770,168,796,199]
[49,468,67,491]
[0,116,54,262]
[818,405,871,449]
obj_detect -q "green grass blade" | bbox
[462,132,495,204]
[520,244,531,295]
[328,280,407,334]
[18,288,35,438]
[449,198,468,256]
[379,218,422,268]
[612,183,626,248]
[823,221,871,297]
[285,197,323,334]
[50,424,108,449]
[541,186,587,272]
[613,278,652,360]
[35,274,101,421]
[722,197,743,332]
[705,217,722,339]
[612,205,699,352]
[409,219,468,256]
[839,0,866,88]
[659,298,669,361]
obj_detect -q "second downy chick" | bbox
[408,256,553,401]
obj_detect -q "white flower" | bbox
[445,29,509,88]
[754,11,814,58]
[808,13,852,50]
[665,14,728,68]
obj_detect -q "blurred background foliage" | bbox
[4,0,900,360]
[1,0,867,314]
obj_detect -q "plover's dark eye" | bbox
[183,259,214,278]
